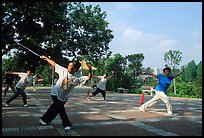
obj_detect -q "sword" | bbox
[17,43,40,57]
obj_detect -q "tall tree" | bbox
[126,53,144,89]
[196,60,202,82]
[164,50,182,95]
[184,60,197,82]
[2,2,113,70]
[195,60,202,97]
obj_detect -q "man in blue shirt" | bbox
[139,67,184,115]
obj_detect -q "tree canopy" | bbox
[2,2,114,70]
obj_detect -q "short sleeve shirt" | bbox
[16,73,32,90]
[97,76,111,91]
[51,64,87,102]
[155,73,174,94]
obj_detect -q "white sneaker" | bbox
[24,104,28,107]
[3,102,9,107]
[167,111,173,115]
[64,126,71,131]
[139,106,145,112]
[39,119,47,125]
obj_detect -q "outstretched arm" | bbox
[40,55,56,67]
[142,72,158,78]
[174,68,184,78]
[92,76,99,78]
[5,72,18,75]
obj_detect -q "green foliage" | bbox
[184,60,197,82]
[167,81,201,98]
[2,2,113,71]
[164,50,182,70]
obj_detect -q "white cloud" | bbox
[109,27,179,68]
[156,39,178,50]
[88,2,202,68]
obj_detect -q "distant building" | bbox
[150,67,162,74]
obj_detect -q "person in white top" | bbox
[39,55,92,131]
[4,69,32,107]
[87,71,114,101]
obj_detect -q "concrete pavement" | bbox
[2,86,202,136]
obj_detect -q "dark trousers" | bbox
[92,88,106,100]
[6,87,27,105]
[4,83,16,96]
[40,95,72,128]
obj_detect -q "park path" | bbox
[2,86,202,136]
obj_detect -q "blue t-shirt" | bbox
[155,73,174,94]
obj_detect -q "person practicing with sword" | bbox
[3,68,33,107]
[87,71,114,101]
[39,55,92,131]
[138,67,184,115]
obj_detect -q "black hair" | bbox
[163,67,171,73]
[25,68,31,72]
[68,60,81,71]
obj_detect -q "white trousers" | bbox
[140,90,172,112]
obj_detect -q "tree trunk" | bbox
[173,79,176,95]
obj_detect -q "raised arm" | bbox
[174,68,185,78]
[142,72,158,78]
[40,55,56,67]
[86,63,92,81]
[109,71,114,78]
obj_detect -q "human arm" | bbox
[86,63,92,81]
[109,71,114,78]
[92,76,99,78]
[174,68,185,78]
[5,72,19,75]
[40,55,56,67]
[142,72,158,78]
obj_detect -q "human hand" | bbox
[40,55,47,61]
[142,72,147,75]
[86,63,92,71]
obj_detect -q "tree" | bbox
[184,60,197,82]
[164,50,182,95]
[2,2,114,71]
[196,60,202,82]
[126,53,144,89]
[195,61,202,97]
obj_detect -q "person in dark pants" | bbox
[87,71,114,101]
[39,55,92,131]
[3,69,32,107]
[3,72,16,97]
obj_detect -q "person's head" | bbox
[25,68,31,76]
[163,67,171,76]
[103,73,107,78]
[67,60,81,74]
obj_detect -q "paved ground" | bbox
[2,86,202,136]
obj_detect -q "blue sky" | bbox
[85,2,202,69]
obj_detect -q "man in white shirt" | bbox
[39,55,92,131]
[87,71,114,101]
[3,69,32,107]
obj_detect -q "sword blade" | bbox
[18,43,40,57]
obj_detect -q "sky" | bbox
[85,2,202,69]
